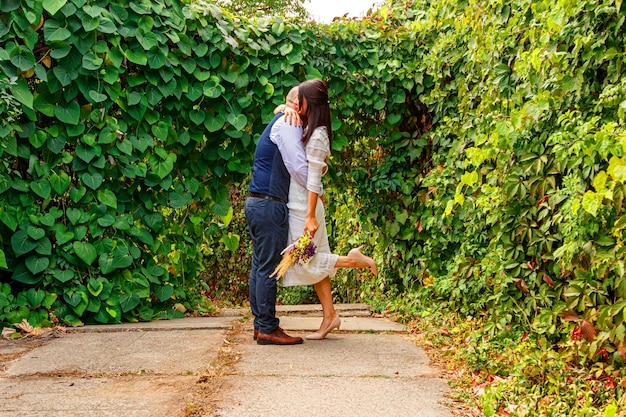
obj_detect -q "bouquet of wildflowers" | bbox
[271,232,317,279]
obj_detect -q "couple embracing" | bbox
[245,78,377,346]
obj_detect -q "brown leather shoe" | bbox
[253,330,259,340]
[257,327,303,345]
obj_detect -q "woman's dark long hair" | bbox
[298,78,332,146]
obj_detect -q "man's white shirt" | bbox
[269,116,308,189]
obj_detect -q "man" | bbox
[245,87,307,345]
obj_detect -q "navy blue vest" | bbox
[249,113,289,202]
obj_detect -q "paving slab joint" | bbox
[218,303,372,318]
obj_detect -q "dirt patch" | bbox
[181,321,246,417]
[0,336,48,365]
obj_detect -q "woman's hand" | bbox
[283,107,302,126]
[304,215,319,237]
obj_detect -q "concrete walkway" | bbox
[0,304,452,417]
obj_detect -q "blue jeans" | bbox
[245,196,289,334]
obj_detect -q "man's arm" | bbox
[270,117,307,188]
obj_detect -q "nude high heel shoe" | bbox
[348,245,378,275]
[306,316,341,340]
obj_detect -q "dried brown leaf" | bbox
[559,310,579,322]
[13,319,33,333]
[580,320,595,343]
[2,327,16,339]
[542,273,554,288]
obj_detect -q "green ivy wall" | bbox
[0,0,422,327]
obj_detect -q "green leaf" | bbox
[44,20,72,41]
[26,288,46,307]
[25,255,50,274]
[73,241,97,265]
[98,254,115,274]
[88,90,107,103]
[582,191,602,217]
[461,171,479,187]
[81,172,104,190]
[181,58,196,74]
[119,293,141,313]
[55,101,80,124]
[82,52,103,70]
[50,172,70,194]
[12,264,41,284]
[53,269,74,283]
[27,226,45,240]
[10,78,34,109]
[393,89,406,104]
[42,293,57,309]
[127,91,142,106]
[168,190,192,208]
[97,214,115,227]
[142,213,164,230]
[86,297,101,313]
[205,114,226,132]
[332,134,349,151]
[227,113,248,130]
[126,48,147,65]
[211,199,230,217]
[98,17,116,34]
[71,291,89,316]
[147,49,167,69]
[154,284,174,302]
[116,139,133,155]
[52,64,75,86]
[88,277,104,297]
[148,153,176,179]
[221,233,240,251]
[76,145,97,163]
[55,229,74,245]
[74,225,87,241]
[40,214,56,228]
[80,14,100,32]
[30,180,52,199]
[50,43,71,60]
[279,43,293,56]
[112,247,133,269]
[1,209,18,232]
[97,189,117,208]
[69,186,87,202]
[387,113,401,126]
[189,109,206,125]
[137,30,160,50]
[63,314,83,327]
[43,0,67,15]
[10,45,35,71]
[35,237,52,256]
[11,230,38,257]
[151,121,169,140]
[29,131,47,148]
[47,134,67,153]
[0,0,20,12]
[0,249,7,269]
[0,173,9,194]
[605,404,618,417]
[131,134,153,152]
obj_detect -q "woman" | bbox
[282,79,377,340]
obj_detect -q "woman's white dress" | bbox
[282,127,339,287]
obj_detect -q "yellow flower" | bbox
[271,232,317,279]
